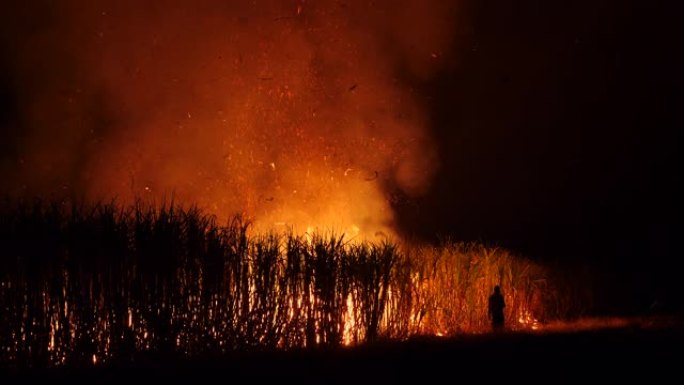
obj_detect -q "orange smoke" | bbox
[4,0,459,236]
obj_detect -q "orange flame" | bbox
[5,1,459,239]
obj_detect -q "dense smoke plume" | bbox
[1,0,457,236]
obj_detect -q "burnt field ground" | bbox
[3,319,682,383]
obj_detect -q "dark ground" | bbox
[3,320,681,384]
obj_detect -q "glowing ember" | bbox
[343,294,357,346]
[518,310,541,331]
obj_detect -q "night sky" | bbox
[397,0,682,268]
[1,0,681,301]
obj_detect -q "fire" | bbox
[518,310,541,331]
[3,1,459,243]
[1,203,553,366]
[0,1,567,365]
[343,294,357,346]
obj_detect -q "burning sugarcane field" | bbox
[0,0,681,381]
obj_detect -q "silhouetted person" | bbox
[488,286,505,331]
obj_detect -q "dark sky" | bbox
[1,0,681,281]
[396,0,682,273]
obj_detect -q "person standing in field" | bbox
[488,285,506,331]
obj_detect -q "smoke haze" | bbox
[0,0,458,235]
